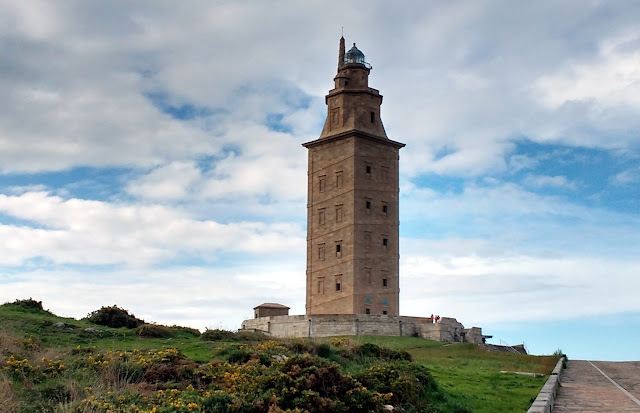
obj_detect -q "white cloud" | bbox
[0,191,305,266]
[399,237,640,326]
[125,124,309,208]
[2,1,640,178]
[613,167,640,186]
[0,264,306,331]
[533,29,640,110]
[126,161,202,200]
[0,1,639,355]
[522,174,577,190]
[507,154,542,173]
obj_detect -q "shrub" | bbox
[202,391,237,412]
[103,359,145,387]
[201,328,268,342]
[136,324,172,338]
[86,306,144,329]
[71,345,96,355]
[144,359,196,384]
[236,330,269,342]
[36,379,72,404]
[201,329,237,341]
[168,325,201,337]
[283,339,334,358]
[8,298,44,311]
[3,355,38,381]
[19,336,41,351]
[314,343,333,358]
[355,361,439,410]
[345,343,412,362]
[274,354,385,412]
[225,348,252,364]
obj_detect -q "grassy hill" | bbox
[0,300,558,412]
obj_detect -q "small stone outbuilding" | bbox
[254,303,290,318]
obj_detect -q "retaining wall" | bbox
[527,357,565,413]
[241,314,485,344]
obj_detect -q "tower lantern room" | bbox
[344,43,370,67]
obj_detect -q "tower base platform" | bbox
[241,314,489,345]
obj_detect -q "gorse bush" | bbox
[356,361,440,410]
[136,324,172,338]
[201,328,237,341]
[7,298,44,311]
[345,342,413,362]
[86,305,144,329]
[201,328,267,342]
[168,325,201,337]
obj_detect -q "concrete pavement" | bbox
[553,360,640,412]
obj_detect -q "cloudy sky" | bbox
[1,1,639,361]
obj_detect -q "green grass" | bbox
[0,303,558,412]
[353,336,557,413]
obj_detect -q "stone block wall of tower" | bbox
[352,137,401,315]
[305,136,357,315]
[304,135,401,316]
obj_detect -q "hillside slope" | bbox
[0,300,558,412]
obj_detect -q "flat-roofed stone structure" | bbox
[253,303,290,318]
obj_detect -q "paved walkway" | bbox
[554,360,640,412]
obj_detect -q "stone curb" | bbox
[527,357,565,413]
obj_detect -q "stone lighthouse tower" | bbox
[302,38,405,316]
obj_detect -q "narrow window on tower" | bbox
[365,231,372,249]
[318,244,325,261]
[335,204,343,222]
[335,241,342,258]
[318,175,326,193]
[365,163,372,177]
[366,309,371,314]
[335,275,342,292]
[365,198,372,215]
[317,277,324,294]
[370,111,375,123]
[331,108,340,130]
[383,278,388,287]
[382,237,388,250]
[318,208,326,225]
[382,270,389,288]
[335,171,343,189]
[382,202,388,217]
[383,310,388,315]
[365,267,372,285]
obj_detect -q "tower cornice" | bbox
[325,88,381,103]
[302,130,405,149]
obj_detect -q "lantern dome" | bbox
[344,43,370,68]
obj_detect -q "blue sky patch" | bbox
[504,140,639,213]
[145,91,218,120]
[0,167,133,202]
